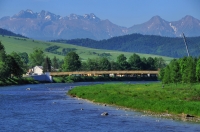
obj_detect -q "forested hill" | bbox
[0,28,27,38]
[51,34,200,58]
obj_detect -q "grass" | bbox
[68,83,200,118]
[53,76,158,83]
[0,35,173,62]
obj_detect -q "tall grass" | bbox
[68,83,200,116]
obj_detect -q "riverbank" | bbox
[0,77,39,86]
[68,82,200,122]
[53,76,158,83]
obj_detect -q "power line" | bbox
[182,33,190,57]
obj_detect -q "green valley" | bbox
[0,35,173,62]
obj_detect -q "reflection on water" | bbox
[0,82,200,132]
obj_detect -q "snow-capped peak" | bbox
[26,9,34,14]
[83,13,100,22]
[45,15,51,20]
[169,23,177,33]
[13,9,37,18]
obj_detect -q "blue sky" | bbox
[0,0,200,27]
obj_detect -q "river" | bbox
[0,82,200,132]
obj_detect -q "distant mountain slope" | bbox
[0,10,200,40]
[0,10,126,40]
[51,34,200,58]
[0,28,27,38]
[170,15,200,37]
[128,15,200,37]
[128,16,175,36]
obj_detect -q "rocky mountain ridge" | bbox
[0,9,200,40]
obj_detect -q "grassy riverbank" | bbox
[0,77,39,86]
[53,76,158,83]
[68,83,200,121]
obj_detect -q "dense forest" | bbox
[51,33,200,58]
[0,28,27,38]
[160,56,200,84]
[61,51,166,73]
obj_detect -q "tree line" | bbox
[44,45,77,56]
[0,41,63,79]
[62,51,166,71]
[160,56,200,84]
[0,40,166,80]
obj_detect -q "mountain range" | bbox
[0,9,200,40]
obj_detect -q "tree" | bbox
[59,59,64,69]
[52,56,59,69]
[0,41,6,61]
[86,58,99,71]
[162,65,170,84]
[43,56,51,72]
[158,68,165,81]
[169,59,181,84]
[98,57,111,71]
[154,57,166,69]
[80,61,88,71]
[196,58,200,82]
[179,57,196,83]
[147,57,156,70]
[110,61,120,70]
[5,55,17,77]
[0,43,25,78]
[5,54,24,78]
[141,57,148,70]
[62,51,81,71]
[128,53,142,70]
[185,57,196,83]
[18,52,29,64]
[0,61,9,79]
[116,54,130,70]
[0,41,9,79]
[178,57,187,83]
[29,48,45,67]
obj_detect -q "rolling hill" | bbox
[0,35,172,63]
[51,33,200,58]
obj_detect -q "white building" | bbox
[32,66,43,75]
[27,66,57,75]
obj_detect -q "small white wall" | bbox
[33,66,43,75]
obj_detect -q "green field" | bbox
[0,35,173,62]
[68,83,200,121]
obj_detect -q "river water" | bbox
[0,82,200,132]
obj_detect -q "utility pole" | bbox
[182,33,190,57]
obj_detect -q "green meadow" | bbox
[0,35,172,62]
[68,83,200,118]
